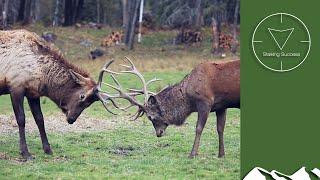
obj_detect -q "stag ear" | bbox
[148,95,158,105]
[69,70,88,85]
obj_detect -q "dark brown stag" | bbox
[0,30,114,159]
[99,58,240,158]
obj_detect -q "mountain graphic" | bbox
[244,167,320,180]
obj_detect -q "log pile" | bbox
[101,31,124,47]
[175,29,202,45]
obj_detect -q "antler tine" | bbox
[110,74,121,88]
[120,57,149,104]
[103,69,120,75]
[129,108,145,121]
[146,78,161,86]
[98,60,114,87]
[118,104,135,112]
[95,92,118,115]
[127,77,161,96]
[127,88,156,96]
[103,74,145,109]
[124,56,135,68]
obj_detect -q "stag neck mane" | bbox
[40,58,96,107]
[156,76,193,126]
[22,30,95,106]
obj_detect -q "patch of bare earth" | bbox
[0,152,29,164]
[0,113,123,135]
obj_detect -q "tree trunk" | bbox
[212,17,222,55]
[23,0,32,24]
[137,0,144,43]
[53,0,59,26]
[233,0,239,38]
[30,0,39,22]
[74,0,83,23]
[231,0,239,53]
[2,0,9,28]
[96,0,100,23]
[194,0,202,29]
[121,0,128,28]
[18,0,25,21]
[125,0,141,50]
[64,0,74,26]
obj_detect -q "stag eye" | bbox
[79,93,86,101]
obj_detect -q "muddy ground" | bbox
[0,113,128,135]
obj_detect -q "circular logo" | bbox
[252,13,311,72]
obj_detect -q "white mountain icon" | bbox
[244,167,320,180]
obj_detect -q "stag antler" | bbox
[96,57,159,120]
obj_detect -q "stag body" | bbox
[145,60,240,158]
[0,30,99,159]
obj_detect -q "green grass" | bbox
[0,71,240,179]
[0,109,239,179]
[0,25,240,179]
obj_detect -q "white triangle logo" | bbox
[268,28,294,50]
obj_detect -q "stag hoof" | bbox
[188,152,198,159]
[44,147,53,155]
[21,152,33,160]
[218,151,225,158]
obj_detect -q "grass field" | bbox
[0,24,240,179]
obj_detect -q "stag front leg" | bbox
[27,97,52,155]
[216,109,226,158]
[189,101,211,158]
[10,90,32,159]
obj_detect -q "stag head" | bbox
[60,70,98,124]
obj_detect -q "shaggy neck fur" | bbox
[35,41,94,107]
[156,77,193,126]
[40,59,77,106]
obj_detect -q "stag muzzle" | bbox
[154,124,168,137]
[156,129,165,137]
[66,111,83,124]
[67,117,76,124]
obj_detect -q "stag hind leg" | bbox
[189,101,211,158]
[27,97,53,155]
[216,109,226,158]
[10,90,32,159]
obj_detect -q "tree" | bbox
[53,0,60,26]
[212,0,223,55]
[121,0,128,27]
[2,0,9,28]
[231,0,239,53]
[96,0,100,23]
[194,0,202,29]
[64,0,74,26]
[23,0,32,24]
[63,0,83,26]
[124,0,141,50]
[17,0,26,22]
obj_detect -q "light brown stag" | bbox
[0,30,121,159]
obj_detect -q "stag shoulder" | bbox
[185,60,240,103]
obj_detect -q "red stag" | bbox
[98,58,240,158]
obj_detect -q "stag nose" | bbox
[67,118,76,124]
[157,129,164,137]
